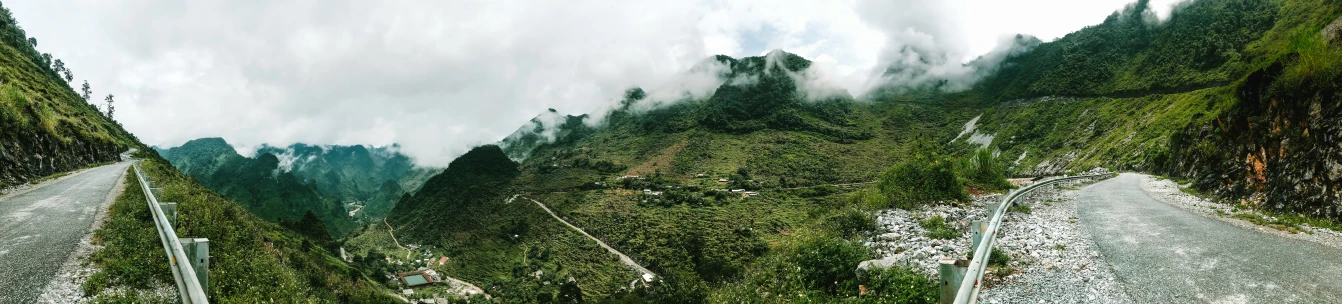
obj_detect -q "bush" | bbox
[857,266,938,304]
[795,236,871,295]
[918,216,959,240]
[989,248,1010,268]
[1008,203,1032,214]
[876,151,969,209]
[827,209,876,239]
[958,148,1014,191]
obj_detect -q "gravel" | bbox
[862,170,1130,304]
[862,197,992,277]
[978,177,1130,304]
[1140,176,1342,250]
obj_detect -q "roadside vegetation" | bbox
[84,151,398,302]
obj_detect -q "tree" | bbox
[81,80,92,102]
[62,69,72,84]
[104,94,115,120]
[27,37,34,48]
[41,53,50,67]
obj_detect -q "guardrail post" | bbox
[970,221,988,253]
[159,202,178,226]
[939,258,968,304]
[180,238,210,292]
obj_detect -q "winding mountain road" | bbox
[0,161,131,303]
[1077,173,1342,303]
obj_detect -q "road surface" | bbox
[0,161,131,303]
[1077,173,1342,303]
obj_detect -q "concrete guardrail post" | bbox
[938,258,969,304]
[970,221,988,253]
[159,202,178,226]
[180,238,210,292]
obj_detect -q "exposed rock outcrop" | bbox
[0,129,123,187]
[1324,15,1342,46]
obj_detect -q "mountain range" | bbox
[157,138,440,238]
[1,0,1339,302]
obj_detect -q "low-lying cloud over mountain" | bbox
[11,0,1189,166]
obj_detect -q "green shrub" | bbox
[988,248,1010,268]
[918,216,959,240]
[856,266,938,303]
[876,151,969,209]
[1008,203,1032,214]
[958,148,1014,191]
[795,236,871,295]
[827,209,876,239]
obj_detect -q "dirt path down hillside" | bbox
[511,195,656,281]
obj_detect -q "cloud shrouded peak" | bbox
[7,0,1185,166]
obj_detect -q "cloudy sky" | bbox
[9,0,1184,166]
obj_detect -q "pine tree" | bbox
[104,94,114,120]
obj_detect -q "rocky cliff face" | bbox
[0,119,125,187]
[1164,43,1342,219]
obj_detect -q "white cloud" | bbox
[7,0,1177,166]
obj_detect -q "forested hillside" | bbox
[0,4,137,188]
[254,143,440,219]
[160,138,357,238]
[360,0,1342,302]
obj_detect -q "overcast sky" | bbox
[8,0,1184,166]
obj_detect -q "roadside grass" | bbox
[1008,203,1032,214]
[919,216,959,240]
[83,157,399,302]
[1232,213,1308,234]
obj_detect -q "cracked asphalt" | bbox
[1077,173,1342,303]
[0,162,130,304]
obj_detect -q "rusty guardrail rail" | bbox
[132,161,210,303]
[949,172,1115,304]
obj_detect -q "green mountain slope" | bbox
[254,143,441,219]
[160,138,440,237]
[161,138,357,238]
[0,5,137,188]
[362,0,1342,302]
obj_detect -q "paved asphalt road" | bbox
[0,162,130,303]
[1078,173,1342,303]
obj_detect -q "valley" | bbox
[0,0,1339,303]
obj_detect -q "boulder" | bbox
[1325,15,1342,46]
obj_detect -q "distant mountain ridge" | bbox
[160,138,440,237]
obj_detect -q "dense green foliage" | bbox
[794,236,870,295]
[85,153,398,302]
[958,148,1014,191]
[875,150,970,209]
[974,0,1279,101]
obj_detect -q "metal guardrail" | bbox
[950,173,1115,304]
[132,162,210,304]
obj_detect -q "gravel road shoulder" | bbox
[1139,175,1342,250]
[979,178,1131,304]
